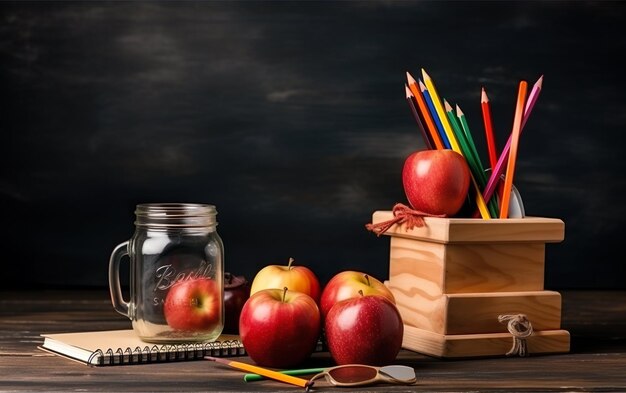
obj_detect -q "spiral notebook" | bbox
[38,329,246,366]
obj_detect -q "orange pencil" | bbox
[500,80,528,219]
[205,356,314,389]
[481,87,498,170]
[406,72,445,150]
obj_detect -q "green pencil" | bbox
[457,104,500,216]
[444,100,498,218]
[244,367,326,382]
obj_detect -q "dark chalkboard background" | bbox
[2,2,625,290]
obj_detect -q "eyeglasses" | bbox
[307,364,417,389]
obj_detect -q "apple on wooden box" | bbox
[239,287,321,368]
[402,149,470,216]
[163,277,221,331]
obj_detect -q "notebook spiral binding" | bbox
[87,339,246,366]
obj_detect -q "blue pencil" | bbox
[419,79,451,149]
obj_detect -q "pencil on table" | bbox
[500,80,528,219]
[205,356,313,390]
[419,79,451,149]
[406,72,444,150]
[405,85,433,149]
[483,75,543,205]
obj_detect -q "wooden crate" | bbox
[371,211,570,358]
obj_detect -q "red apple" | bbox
[402,149,470,216]
[223,272,250,334]
[320,270,395,320]
[250,258,321,304]
[239,287,321,368]
[325,291,404,366]
[163,277,221,331]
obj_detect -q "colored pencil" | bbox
[205,356,314,389]
[406,72,445,150]
[500,80,528,218]
[244,367,326,382]
[481,88,498,170]
[405,85,433,149]
[457,104,486,177]
[455,103,499,218]
[482,75,544,205]
[421,69,461,153]
[419,79,451,149]
[437,102,490,220]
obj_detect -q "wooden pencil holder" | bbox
[371,211,571,358]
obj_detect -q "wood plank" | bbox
[371,212,565,243]
[389,237,546,294]
[386,283,562,335]
[402,324,570,358]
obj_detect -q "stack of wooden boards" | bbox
[372,211,570,358]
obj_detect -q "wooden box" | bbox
[371,211,570,358]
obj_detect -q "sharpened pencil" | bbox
[406,85,433,149]
[481,88,498,170]
[205,356,314,389]
[419,79,451,149]
[483,75,543,205]
[500,80,528,218]
[421,69,461,152]
[406,72,445,150]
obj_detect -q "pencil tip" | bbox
[406,71,416,85]
[418,79,426,90]
[481,88,488,102]
[456,104,464,116]
[536,75,544,88]
[444,99,452,111]
[405,84,413,97]
[421,68,430,80]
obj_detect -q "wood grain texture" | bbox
[402,324,570,358]
[389,237,546,294]
[387,281,562,335]
[1,290,625,391]
[371,212,565,244]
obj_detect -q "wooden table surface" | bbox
[1,289,625,392]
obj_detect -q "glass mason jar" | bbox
[109,203,224,343]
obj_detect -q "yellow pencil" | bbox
[205,356,314,389]
[420,68,489,219]
[421,69,461,153]
[500,80,528,218]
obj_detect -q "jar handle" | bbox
[108,241,130,318]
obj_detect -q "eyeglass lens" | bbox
[379,365,417,381]
[327,366,378,383]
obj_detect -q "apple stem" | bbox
[287,257,294,270]
[282,287,288,302]
[358,290,364,297]
[364,274,371,287]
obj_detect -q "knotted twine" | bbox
[365,203,445,236]
[498,313,534,357]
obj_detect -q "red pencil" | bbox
[481,88,498,170]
